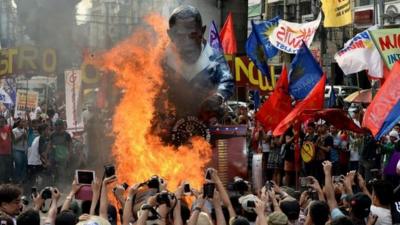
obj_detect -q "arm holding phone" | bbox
[187,195,206,225]
[44,188,61,225]
[307,176,325,202]
[100,175,117,219]
[90,178,101,215]
[123,184,140,225]
[61,179,82,212]
[173,183,184,225]
[212,190,226,225]
[209,168,237,218]
[32,190,45,211]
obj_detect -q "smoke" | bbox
[76,0,92,25]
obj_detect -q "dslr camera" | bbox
[41,187,53,200]
[147,175,164,191]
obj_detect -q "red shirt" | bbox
[0,125,12,155]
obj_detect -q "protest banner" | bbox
[269,13,321,54]
[335,26,383,78]
[65,69,84,131]
[14,90,39,118]
[321,0,352,27]
[369,28,400,70]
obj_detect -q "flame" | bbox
[89,14,212,190]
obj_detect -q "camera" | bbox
[41,187,52,200]
[233,176,249,194]
[104,165,115,178]
[184,183,191,194]
[205,169,212,180]
[333,176,344,183]
[156,192,171,206]
[300,177,310,188]
[203,183,215,199]
[122,182,129,190]
[147,176,162,190]
[246,200,255,208]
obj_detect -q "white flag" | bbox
[334,26,383,78]
[0,88,13,104]
[269,13,321,54]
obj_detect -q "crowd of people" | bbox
[0,163,396,225]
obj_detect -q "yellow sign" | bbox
[0,46,57,76]
[301,141,315,163]
[321,0,352,27]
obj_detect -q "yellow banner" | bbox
[321,0,352,27]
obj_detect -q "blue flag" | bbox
[375,100,400,140]
[289,42,323,100]
[209,21,223,53]
[246,17,280,78]
[252,90,260,110]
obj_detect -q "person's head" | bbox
[330,125,338,135]
[54,119,65,132]
[394,124,400,133]
[372,180,393,207]
[0,116,7,128]
[349,193,371,220]
[0,184,23,217]
[307,201,329,225]
[267,212,288,225]
[167,5,206,64]
[229,216,250,225]
[55,210,78,225]
[317,124,328,135]
[279,199,300,221]
[17,209,40,225]
[306,122,315,134]
[37,124,49,136]
[389,130,399,143]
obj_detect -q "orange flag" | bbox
[220,12,237,55]
[273,75,326,136]
[256,66,292,131]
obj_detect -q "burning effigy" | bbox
[87,5,234,189]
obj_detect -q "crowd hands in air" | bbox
[0,164,395,225]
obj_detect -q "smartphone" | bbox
[333,176,343,183]
[203,183,215,199]
[156,192,170,205]
[205,169,212,180]
[104,165,116,178]
[76,170,95,185]
[247,200,255,208]
[299,177,309,188]
[122,182,129,190]
[184,184,191,194]
[265,180,274,190]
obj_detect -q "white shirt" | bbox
[370,205,392,225]
[27,136,42,166]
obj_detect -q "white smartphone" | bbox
[75,170,95,185]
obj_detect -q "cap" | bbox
[350,193,371,218]
[279,200,300,221]
[389,130,399,140]
[267,212,288,225]
[55,119,64,126]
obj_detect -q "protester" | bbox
[0,117,13,184]
[12,118,28,184]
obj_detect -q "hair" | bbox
[17,209,40,225]
[0,184,22,205]
[331,216,354,225]
[309,201,329,225]
[168,5,202,29]
[81,200,92,215]
[37,124,48,135]
[372,180,393,206]
[55,210,78,225]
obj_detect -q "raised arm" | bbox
[61,179,82,212]
[322,161,337,211]
[100,175,117,219]
[44,188,61,225]
[123,183,141,225]
[210,168,236,218]
[187,195,206,225]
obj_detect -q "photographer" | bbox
[43,187,61,225]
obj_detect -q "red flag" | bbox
[273,75,326,136]
[363,61,400,136]
[220,12,237,55]
[256,66,292,131]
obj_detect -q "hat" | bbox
[55,119,64,126]
[267,212,288,225]
[389,130,399,140]
[350,193,371,218]
[279,200,300,221]
[76,215,111,225]
[238,194,259,212]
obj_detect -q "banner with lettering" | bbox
[14,90,39,118]
[321,0,352,27]
[335,26,383,78]
[65,69,84,131]
[269,13,321,54]
[369,28,400,70]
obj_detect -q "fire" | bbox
[89,14,212,190]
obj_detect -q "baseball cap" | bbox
[267,212,288,225]
[350,193,371,218]
[279,199,300,220]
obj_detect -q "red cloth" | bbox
[220,12,237,55]
[256,66,292,131]
[0,125,12,155]
[363,61,400,136]
[273,75,326,136]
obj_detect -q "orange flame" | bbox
[90,14,212,190]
